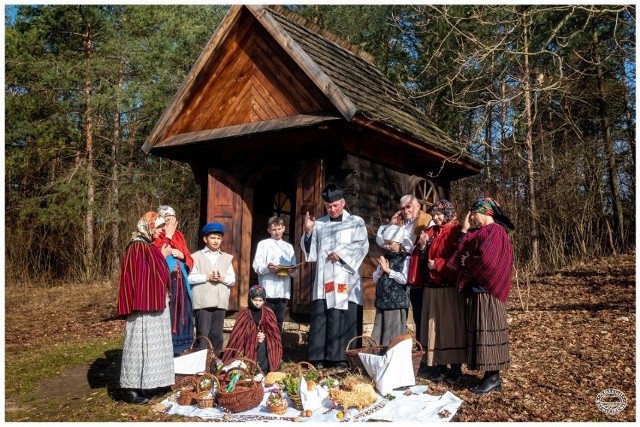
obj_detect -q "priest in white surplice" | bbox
[300,183,369,370]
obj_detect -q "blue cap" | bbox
[202,222,224,236]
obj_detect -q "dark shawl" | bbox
[445,222,513,302]
[117,239,170,316]
[223,306,283,372]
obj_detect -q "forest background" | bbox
[4,4,635,286]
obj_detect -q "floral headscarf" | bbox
[132,211,165,242]
[430,199,457,223]
[469,197,515,230]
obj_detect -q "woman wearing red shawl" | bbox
[155,205,194,355]
[117,211,174,404]
[418,200,466,382]
[222,285,282,373]
[445,197,515,394]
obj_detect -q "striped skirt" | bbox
[466,293,511,371]
[120,306,175,389]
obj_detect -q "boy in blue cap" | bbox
[188,222,236,354]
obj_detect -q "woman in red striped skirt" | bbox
[445,197,515,394]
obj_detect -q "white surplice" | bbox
[300,210,369,309]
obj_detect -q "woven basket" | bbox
[195,391,215,409]
[386,335,425,376]
[284,361,317,411]
[176,377,198,406]
[216,366,264,413]
[174,336,217,390]
[345,335,386,374]
[410,339,425,376]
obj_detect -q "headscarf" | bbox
[430,199,457,223]
[157,205,176,218]
[132,211,165,242]
[248,285,267,311]
[469,197,515,231]
[249,284,267,300]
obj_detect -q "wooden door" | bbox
[207,169,251,311]
[292,158,324,314]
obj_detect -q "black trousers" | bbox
[307,299,360,363]
[194,307,226,355]
[265,297,288,331]
[409,287,424,339]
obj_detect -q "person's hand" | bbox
[326,251,340,263]
[427,259,436,270]
[161,243,172,257]
[288,267,297,275]
[267,263,279,273]
[304,211,316,233]
[208,270,222,282]
[418,230,431,250]
[257,331,265,343]
[462,212,471,232]
[390,210,403,225]
[461,252,469,267]
[171,248,184,260]
[164,216,177,239]
[378,256,390,273]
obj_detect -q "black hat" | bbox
[321,183,344,203]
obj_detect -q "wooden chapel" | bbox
[142,5,482,323]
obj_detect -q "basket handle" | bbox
[190,335,214,351]
[345,335,379,352]
[220,367,257,392]
[295,361,317,379]
[412,338,423,352]
[234,357,264,377]
[195,372,220,394]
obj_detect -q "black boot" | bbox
[446,364,462,381]
[121,389,149,404]
[428,365,446,381]
[469,371,501,394]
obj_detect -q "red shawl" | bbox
[223,307,283,372]
[445,223,513,302]
[117,239,170,316]
[154,229,194,272]
[427,221,462,285]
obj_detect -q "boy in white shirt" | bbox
[252,216,297,330]
[188,222,236,354]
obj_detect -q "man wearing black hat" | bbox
[301,183,369,370]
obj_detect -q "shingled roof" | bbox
[143,5,481,172]
[265,6,476,164]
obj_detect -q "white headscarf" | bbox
[379,225,412,251]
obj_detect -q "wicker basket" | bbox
[176,377,198,406]
[174,336,217,390]
[216,366,264,413]
[195,391,215,409]
[345,335,386,374]
[386,335,425,376]
[410,339,425,376]
[284,361,318,411]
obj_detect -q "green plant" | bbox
[278,374,300,396]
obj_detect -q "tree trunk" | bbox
[522,13,540,272]
[594,31,624,249]
[111,57,124,278]
[84,22,95,280]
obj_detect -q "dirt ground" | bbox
[4,252,636,422]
